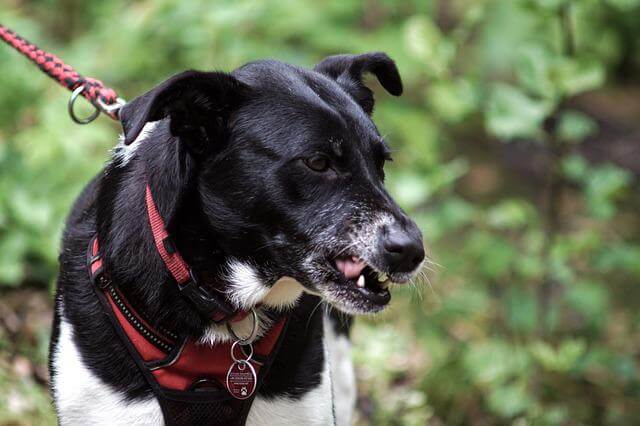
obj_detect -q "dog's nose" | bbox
[381,222,425,273]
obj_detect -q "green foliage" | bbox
[557,110,597,143]
[1,0,640,424]
[486,83,553,140]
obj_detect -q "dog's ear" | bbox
[119,70,249,153]
[314,52,403,114]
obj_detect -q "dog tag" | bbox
[226,360,257,400]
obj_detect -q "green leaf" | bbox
[486,84,552,140]
[562,154,589,181]
[557,57,606,97]
[524,0,565,10]
[486,199,534,230]
[467,232,517,279]
[557,110,598,143]
[566,280,609,327]
[487,383,533,418]
[404,15,456,78]
[605,0,640,11]
[594,243,640,277]
[0,232,27,285]
[515,44,557,99]
[429,78,479,123]
[531,339,587,372]
[422,197,476,241]
[505,287,538,333]
[463,340,531,386]
[388,172,432,210]
[584,164,632,219]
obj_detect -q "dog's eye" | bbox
[304,154,330,172]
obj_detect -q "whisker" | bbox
[419,270,440,303]
[423,256,443,269]
[306,299,325,332]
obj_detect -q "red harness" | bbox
[87,184,289,425]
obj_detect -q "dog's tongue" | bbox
[335,256,366,279]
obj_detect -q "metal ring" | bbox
[68,85,100,124]
[97,96,127,119]
[230,340,253,363]
[226,308,259,345]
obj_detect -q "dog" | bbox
[49,52,425,425]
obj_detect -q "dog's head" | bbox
[119,52,424,315]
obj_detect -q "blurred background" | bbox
[1,0,639,424]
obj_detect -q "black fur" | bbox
[50,53,423,411]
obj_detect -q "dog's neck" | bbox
[94,122,302,342]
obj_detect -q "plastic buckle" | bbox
[90,263,111,289]
[95,273,111,289]
[179,270,235,322]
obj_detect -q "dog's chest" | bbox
[52,317,336,425]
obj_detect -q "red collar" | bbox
[143,184,249,323]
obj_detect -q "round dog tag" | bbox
[226,360,257,400]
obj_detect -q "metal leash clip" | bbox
[68,85,126,124]
[97,96,127,119]
[226,308,259,400]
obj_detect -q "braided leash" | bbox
[0,24,125,124]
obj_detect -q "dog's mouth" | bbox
[334,256,391,301]
[315,254,393,313]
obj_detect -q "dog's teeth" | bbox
[357,275,365,288]
[378,273,388,283]
[379,279,390,289]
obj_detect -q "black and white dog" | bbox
[49,52,424,425]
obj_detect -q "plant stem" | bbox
[538,1,574,337]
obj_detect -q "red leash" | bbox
[0,24,125,124]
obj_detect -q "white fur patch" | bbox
[246,337,334,425]
[263,276,304,310]
[225,261,304,311]
[52,315,163,425]
[199,264,304,346]
[225,260,270,309]
[111,120,161,166]
[199,261,265,346]
[198,310,275,346]
[324,314,356,426]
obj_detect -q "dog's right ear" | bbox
[119,70,250,153]
[314,52,403,114]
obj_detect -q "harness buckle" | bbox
[178,270,236,323]
[95,273,111,289]
[89,256,110,289]
[87,235,111,289]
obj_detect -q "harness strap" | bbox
[0,24,124,120]
[144,184,243,323]
[145,185,191,284]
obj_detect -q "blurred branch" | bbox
[538,1,574,337]
[561,1,575,57]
